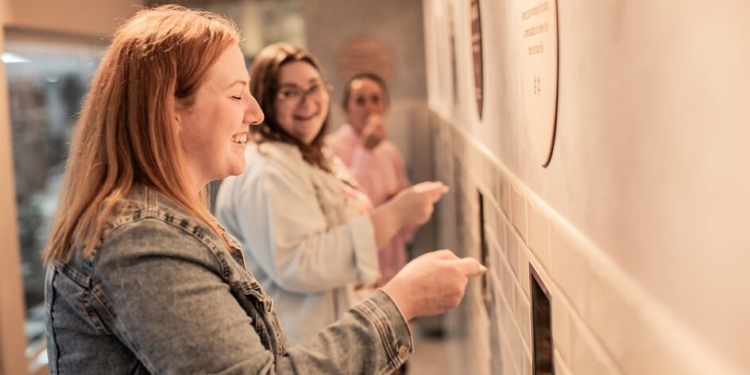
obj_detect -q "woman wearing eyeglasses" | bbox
[215,43,448,347]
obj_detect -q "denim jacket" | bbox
[45,186,413,375]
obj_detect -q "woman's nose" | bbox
[245,95,264,126]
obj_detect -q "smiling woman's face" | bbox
[175,44,262,190]
[273,61,330,145]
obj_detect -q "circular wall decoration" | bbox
[520,0,559,166]
[470,0,484,120]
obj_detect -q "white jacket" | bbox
[215,141,380,345]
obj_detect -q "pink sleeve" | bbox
[391,148,415,242]
[325,134,348,166]
[392,148,411,191]
[349,146,385,204]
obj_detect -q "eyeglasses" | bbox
[276,80,332,105]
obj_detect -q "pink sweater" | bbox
[326,124,414,285]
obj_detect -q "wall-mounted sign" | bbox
[470,0,484,120]
[520,0,559,166]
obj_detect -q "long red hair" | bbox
[44,5,240,264]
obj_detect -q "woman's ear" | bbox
[173,113,183,134]
[173,100,184,130]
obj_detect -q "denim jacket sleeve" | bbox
[93,218,412,375]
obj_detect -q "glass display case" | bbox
[3,29,104,369]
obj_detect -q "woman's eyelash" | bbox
[232,95,242,100]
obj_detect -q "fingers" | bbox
[430,249,458,260]
[362,116,387,149]
[426,183,449,202]
[367,114,383,125]
[454,257,487,277]
[362,120,378,136]
[413,181,449,199]
[412,181,441,192]
[364,115,384,132]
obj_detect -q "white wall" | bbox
[424,0,750,374]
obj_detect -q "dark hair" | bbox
[249,43,331,172]
[341,72,390,109]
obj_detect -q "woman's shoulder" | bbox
[93,191,229,271]
[91,214,251,303]
[247,141,301,167]
[244,141,315,182]
[98,187,215,248]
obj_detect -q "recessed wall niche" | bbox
[477,190,492,312]
[520,0,559,166]
[530,265,554,375]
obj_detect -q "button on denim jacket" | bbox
[46,186,412,375]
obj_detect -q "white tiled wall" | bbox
[427,111,743,375]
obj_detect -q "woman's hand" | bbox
[381,250,486,321]
[361,114,387,150]
[370,181,448,248]
[390,181,448,227]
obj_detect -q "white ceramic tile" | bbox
[484,199,495,235]
[616,323,703,375]
[494,171,504,210]
[518,243,531,299]
[490,240,503,281]
[483,155,493,192]
[515,287,532,352]
[501,257,516,313]
[523,351,533,375]
[502,342,517,375]
[554,349,574,375]
[507,224,520,279]
[509,320,524,372]
[527,200,552,269]
[568,319,621,375]
[510,186,528,243]
[585,264,646,371]
[498,210,508,253]
[500,305,518,364]
[493,252,505,290]
[551,298,572,363]
[550,220,591,316]
[501,179,511,219]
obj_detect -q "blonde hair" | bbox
[43,5,240,264]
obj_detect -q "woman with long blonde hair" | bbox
[44,5,484,375]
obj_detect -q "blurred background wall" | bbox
[2,1,749,375]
